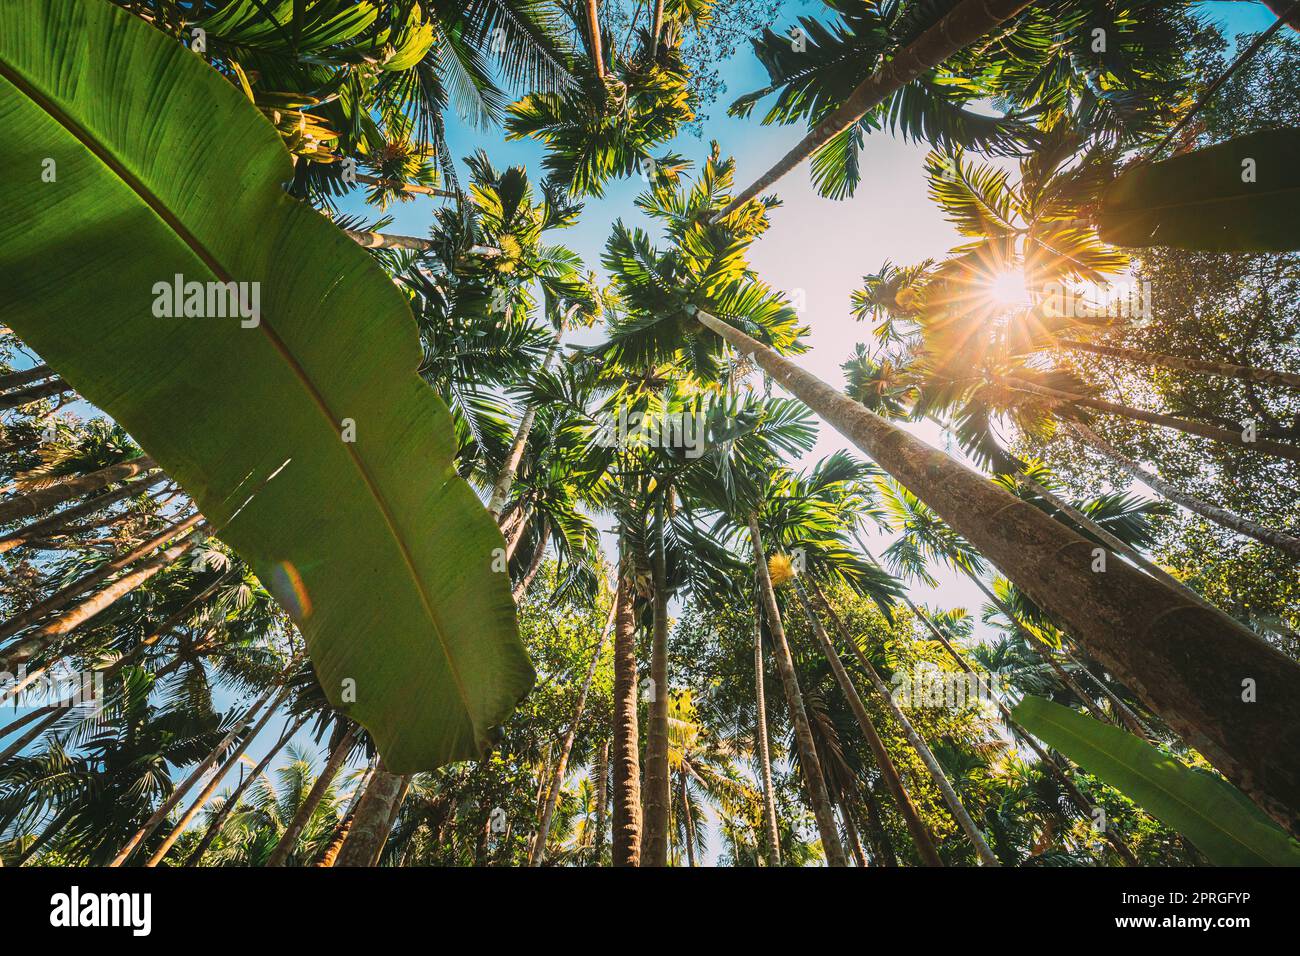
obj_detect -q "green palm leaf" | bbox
[1013,695,1300,866]
[0,0,531,772]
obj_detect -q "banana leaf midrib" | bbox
[0,54,478,726]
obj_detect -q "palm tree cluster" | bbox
[1,0,1298,868]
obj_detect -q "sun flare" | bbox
[985,269,1030,307]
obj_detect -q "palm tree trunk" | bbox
[841,805,869,866]
[352,173,455,198]
[1070,420,1300,559]
[488,335,562,517]
[0,364,52,391]
[343,229,434,252]
[109,678,284,866]
[267,725,359,867]
[184,713,308,865]
[314,759,377,866]
[586,0,606,78]
[680,770,696,867]
[649,0,665,56]
[0,472,167,555]
[753,585,782,867]
[592,738,610,858]
[529,598,616,865]
[0,377,70,411]
[1013,471,1230,616]
[0,520,204,671]
[0,512,202,646]
[1005,375,1300,464]
[333,763,406,867]
[0,456,156,525]
[610,565,642,865]
[1057,339,1300,391]
[861,783,898,866]
[641,496,671,866]
[748,517,848,866]
[715,0,1033,219]
[512,527,549,602]
[795,579,974,865]
[145,683,294,866]
[696,308,1300,835]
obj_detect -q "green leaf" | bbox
[0,0,532,772]
[1012,695,1300,866]
[1097,129,1300,251]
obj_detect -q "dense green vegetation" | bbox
[1,0,1298,867]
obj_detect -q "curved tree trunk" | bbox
[314,760,377,867]
[333,763,406,867]
[512,527,549,602]
[0,472,168,555]
[680,770,696,867]
[529,599,616,865]
[1005,375,1300,464]
[610,567,642,866]
[641,497,671,866]
[1057,339,1300,392]
[715,0,1033,218]
[184,713,309,865]
[267,725,359,867]
[842,805,869,867]
[145,684,294,866]
[0,456,156,525]
[797,579,992,865]
[1070,420,1300,560]
[753,584,782,867]
[697,308,1300,836]
[748,517,848,866]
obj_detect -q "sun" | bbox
[985,269,1030,307]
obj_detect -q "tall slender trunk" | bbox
[610,564,642,865]
[145,683,294,865]
[529,599,616,865]
[842,805,868,866]
[0,472,167,555]
[679,770,696,867]
[641,497,671,866]
[715,0,1033,218]
[334,763,406,867]
[184,713,309,865]
[592,738,610,859]
[0,364,52,391]
[1057,339,1300,392]
[753,583,782,866]
[267,726,359,867]
[1005,375,1300,464]
[0,512,202,646]
[0,521,203,671]
[800,578,998,865]
[0,456,156,525]
[586,0,606,78]
[861,783,898,866]
[109,678,284,865]
[512,527,548,603]
[0,377,69,411]
[748,517,848,866]
[649,0,665,56]
[488,335,562,518]
[314,760,377,866]
[1071,421,1300,559]
[696,308,1300,834]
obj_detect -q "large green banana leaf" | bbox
[1013,695,1300,866]
[0,0,532,772]
[1097,128,1300,252]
